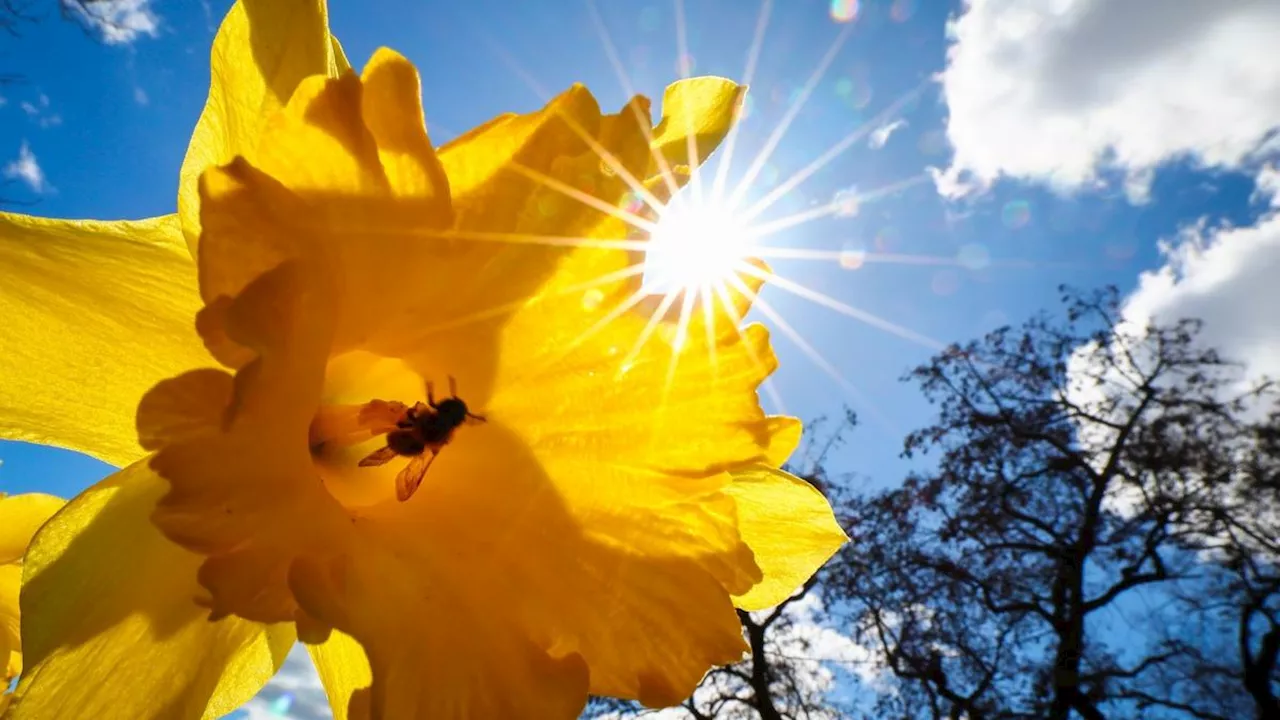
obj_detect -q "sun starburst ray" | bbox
[723,273,852,392]
[710,0,773,206]
[709,280,785,415]
[736,262,944,351]
[659,282,701,411]
[699,283,721,377]
[673,0,707,210]
[749,246,1049,270]
[440,229,652,252]
[724,23,853,212]
[510,161,658,235]
[557,281,662,364]
[739,85,926,223]
[616,288,683,381]
[414,261,650,336]
[479,25,686,235]
[485,38,671,219]
[745,173,931,238]
[586,0,684,201]
[721,271,897,433]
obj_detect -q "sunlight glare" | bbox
[643,200,755,294]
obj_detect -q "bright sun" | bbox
[642,199,756,295]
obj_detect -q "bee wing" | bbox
[395,452,436,502]
[358,445,400,467]
[357,400,410,433]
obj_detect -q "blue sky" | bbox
[4,0,1280,716]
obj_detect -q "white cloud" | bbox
[927,165,980,201]
[4,142,48,194]
[1065,167,1280,544]
[869,119,907,150]
[1117,177,1280,388]
[19,94,60,128]
[1252,164,1280,208]
[1122,167,1154,205]
[70,0,159,45]
[133,87,149,106]
[935,0,1280,199]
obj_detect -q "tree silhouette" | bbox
[825,286,1280,720]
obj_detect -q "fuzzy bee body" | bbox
[359,379,484,501]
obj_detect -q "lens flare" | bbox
[839,242,867,269]
[268,693,294,716]
[832,187,860,217]
[1002,199,1032,229]
[830,0,858,23]
[890,0,916,22]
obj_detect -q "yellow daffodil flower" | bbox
[0,1,845,718]
[0,493,65,716]
[2,3,347,717]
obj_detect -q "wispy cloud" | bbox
[868,119,907,149]
[5,142,49,194]
[199,0,216,33]
[69,0,160,45]
[20,94,61,128]
[133,87,149,106]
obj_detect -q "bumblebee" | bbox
[359,377,485,501]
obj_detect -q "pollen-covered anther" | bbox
[308,399,409,454]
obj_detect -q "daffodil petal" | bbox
[725,466,848,611]
[306,631,370,720]
[152,50,800,716]
[194,57,653,369]
[1,494,62,684]
[495,245,783,481]
[178,0,346,253]
[294,547,592,719]
[350,429,753,707]
[237,48,451,207]
[195,49,455,310]
[330,34,351,73]
[0,493,64,565]
[1,563,19,681]
[647,77,746,177]
[148,267,602,716]
[764,416,803,468]
[0,213,213,467]
[152,234,754,716]
[8,463,294,720]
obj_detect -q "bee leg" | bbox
[426,380,437,408]
[448,375,459,398]
[465,412,486,425]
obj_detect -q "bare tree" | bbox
[824,287,1280,720]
